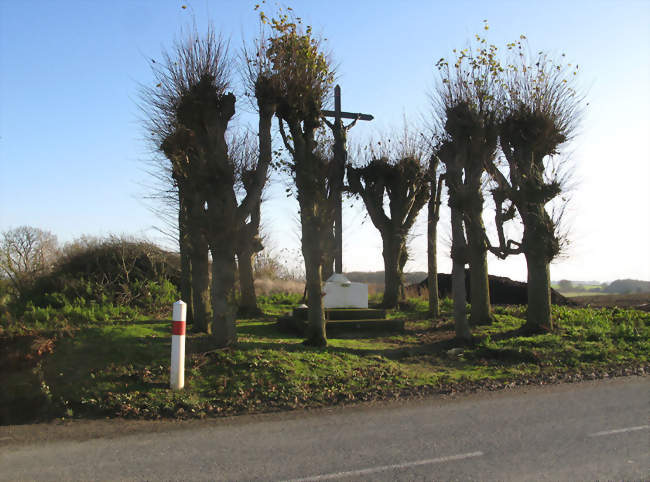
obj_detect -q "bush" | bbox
[130,279,179,313]
[257,292,303,306]
[1,236,180,333]
[19,236,179,312]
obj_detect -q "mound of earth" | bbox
[410,271,575,306]
[23,238,180,309]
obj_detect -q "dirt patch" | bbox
[0,334,59,425]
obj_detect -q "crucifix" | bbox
[322,84,374,274]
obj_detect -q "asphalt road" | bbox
[1,377,648,480]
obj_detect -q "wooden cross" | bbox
[322,84,374,274]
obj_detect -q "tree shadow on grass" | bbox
[228,314,477,360]
[241,317,456,342]
[234,333,464,362]
[134,318,174,325]
[487,325,549,342]
[185,315,501,363]
[236,320,302,340]
[47,327,170,381]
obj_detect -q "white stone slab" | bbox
[323,274,368,309]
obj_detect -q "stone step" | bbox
[292,307,387,321]
[326,308,387,320]
[326,318,405,333]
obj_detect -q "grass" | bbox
[2,298,648,425]
[560,291,603,298]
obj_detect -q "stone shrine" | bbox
[278,273,403,334]
[323,273,368,309]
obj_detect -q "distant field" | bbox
[551,284,603,296]
[572,292,650,310]
[561,292,603,298]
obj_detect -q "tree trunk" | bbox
[524,249,552,332]
[318,196,336,282]
[205,177,238,345]
[427,173,442,317]
[382,233,404,309]
[427,216,439,317]
[450,205,472,342]
[466,212,493,325]
[210,243,238,347]
[302,220,327,347]
[287,119,329,347]
[187,192,211,333]
[446,159,472,343]
[521,206,554,333]
[189,235,210,333]
[237,245,261,317]
[178,188,193,323]
[179,243,193,323]
[322,232,335,282]
[333,190,343,274]
[233,102,273,318]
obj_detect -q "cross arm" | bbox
[321,110,374,121]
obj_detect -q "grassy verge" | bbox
[2,299,648,425]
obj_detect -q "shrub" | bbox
[19,236,179,312]
[257,292,303,306]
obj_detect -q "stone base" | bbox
[277,306,404,335]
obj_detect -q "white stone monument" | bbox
[323,273,368,309]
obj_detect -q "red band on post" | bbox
[172,320,186,336]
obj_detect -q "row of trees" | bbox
[141,11,343,346]
[339,28,581,340]
[143,9,581,347]
[431,30,581,339]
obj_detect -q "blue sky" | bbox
[1,0,649,282]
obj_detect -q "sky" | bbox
[1,0,649,283]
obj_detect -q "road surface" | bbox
[1,376,648,480]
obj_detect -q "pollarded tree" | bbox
[433,31,500,325]
[348,136,429,309]
[261,9,335,346]
[486,46,582,332]
[426,152,445,317]
[143,27,273,344]
[189,65,271,345]
[141,28,233,333]
[229,133,268,316]
[236,32,285,316]
[436,140,472,341]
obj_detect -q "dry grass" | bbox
[367,282,383,295]
[404,283,428,299]
[254,278,304,295]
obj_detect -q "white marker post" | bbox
[170,300,186,390]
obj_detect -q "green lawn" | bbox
[2,300,648,424]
